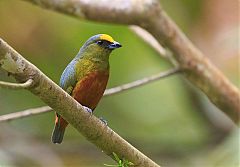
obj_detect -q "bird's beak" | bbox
[108,41,122,50]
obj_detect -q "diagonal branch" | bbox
[21,0,240,123]
[129,26,178,67]
[129,26,167,57]
[0,67,179,122]
[0,79,33,89]
[0,38,160,166]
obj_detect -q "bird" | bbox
[51,34,121,144]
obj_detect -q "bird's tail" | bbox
[51,114,68,144]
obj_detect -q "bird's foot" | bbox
[82,106,93,115]
[99,117,108,126]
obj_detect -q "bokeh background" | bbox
[0,0,239,167]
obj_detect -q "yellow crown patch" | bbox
[100,34,114,43]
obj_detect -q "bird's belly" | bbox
[71,71,109,110]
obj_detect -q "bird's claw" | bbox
[82,106,93,115]
[99,117,108,126]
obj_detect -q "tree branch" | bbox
[0,38,160,166]
[21,0,240,123]
[0,79,33,89]
[0,106,52,122]
[104,67,180,96]
[0,67,179,122]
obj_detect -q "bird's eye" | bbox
[97,40,103,45]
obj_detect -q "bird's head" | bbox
[78,34,122,61]
[84,34,122,50]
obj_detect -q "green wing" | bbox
[66,86,74,95]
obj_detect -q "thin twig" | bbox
[0,68,180,122]
[129,26,178,67]
[0,106,52,122]
[104,67,180,96]
[129,26,167,57]
[0,79,33,89]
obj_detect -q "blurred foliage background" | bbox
[0,0,239,167]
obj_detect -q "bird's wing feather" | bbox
[59,59,77,94]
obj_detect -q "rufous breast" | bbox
[71,70,109,110]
